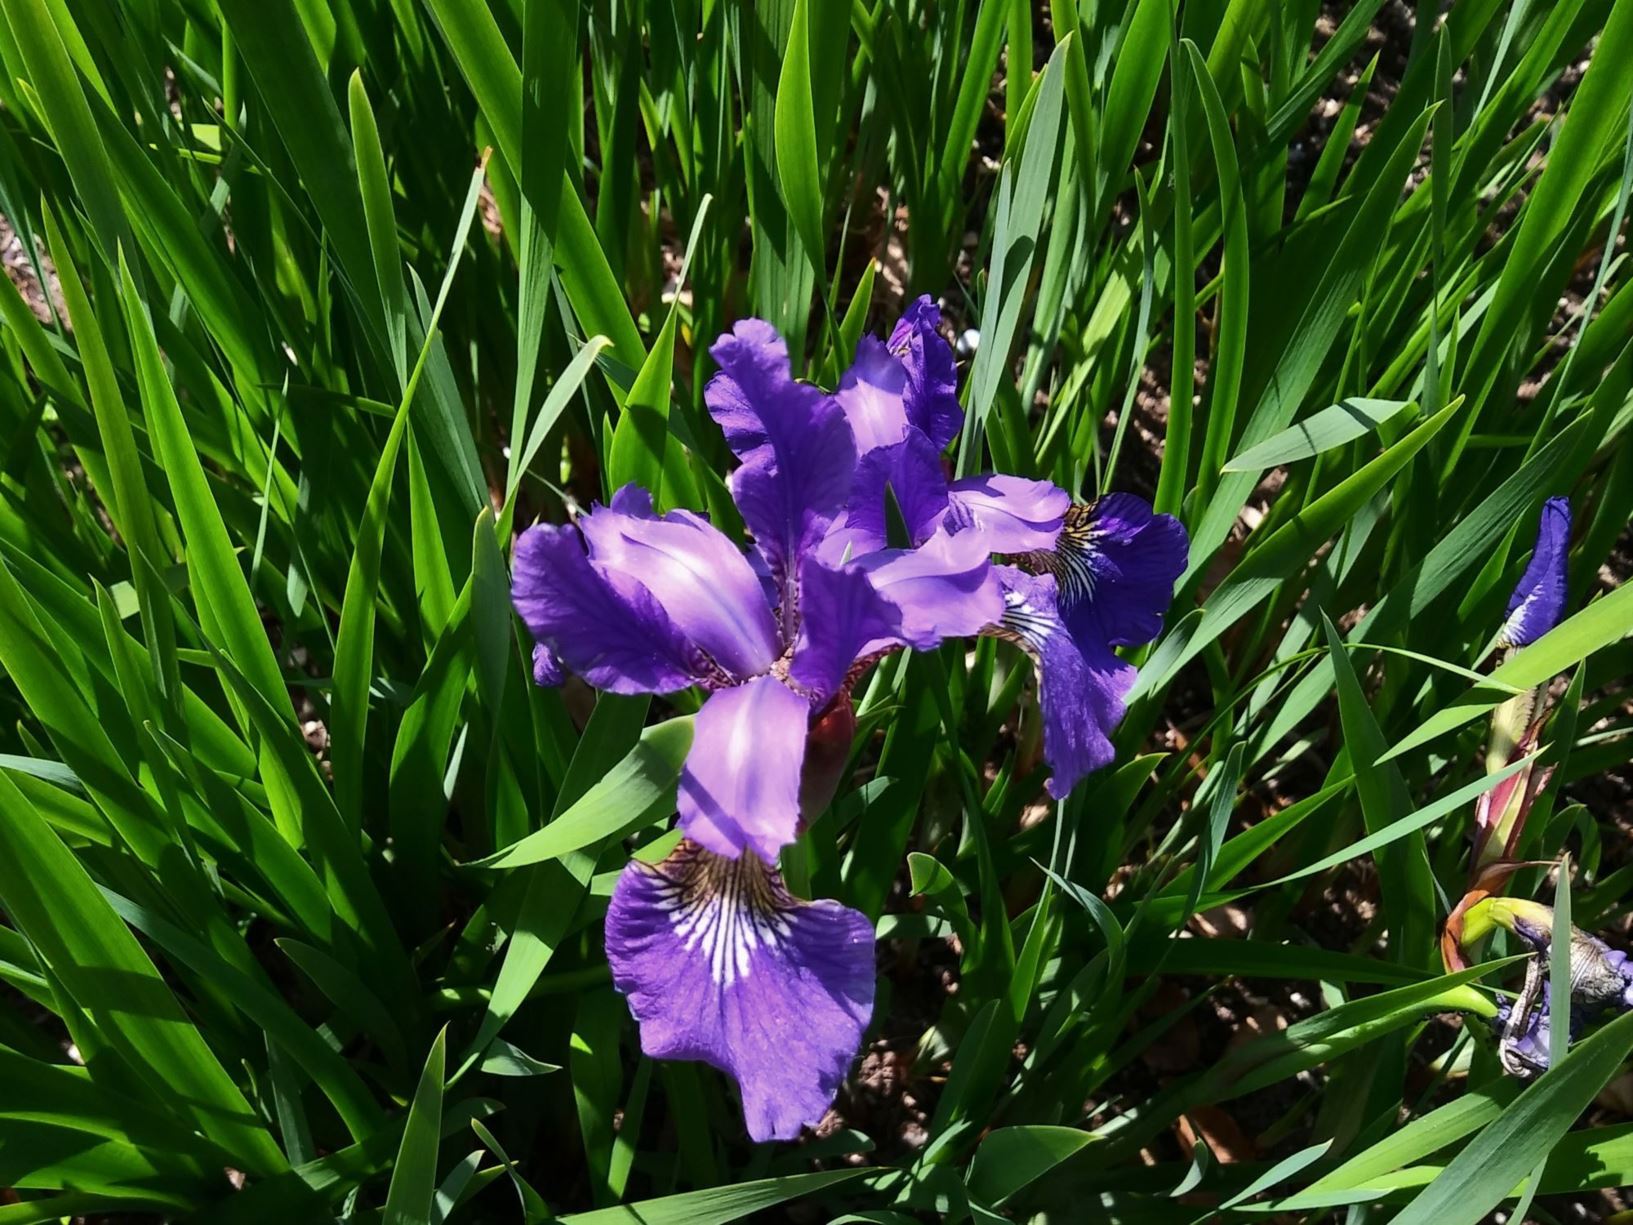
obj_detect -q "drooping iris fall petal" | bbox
[1042,494,1190,649]
[993,565,1136,798]
[605,842,875,1142]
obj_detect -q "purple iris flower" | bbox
[1499,496,1570,648]
[513,298,1186,1139]
[824,298,1190,799]
[512,310,1002,1141]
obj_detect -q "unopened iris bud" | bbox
[1475,498,1571,863]
[1497,497,1571,651]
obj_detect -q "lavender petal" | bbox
[512,523,706,694]
[579,496,780,680]
[678,675,809,862]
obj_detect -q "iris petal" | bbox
[834,336,912,454]
[511,524,706,694]
[580,496,780,680]
[857,527,1004,652]
[531,642,563,687]
[706,321,856,595]
[945,473,1070,554]
[789,558,902,704]
[1039,494,1188,649]
[993,565,1134,797]
[678,675,809,862]
[886,296,962,452]
[605,841,876,1142]
[823,431,951,561]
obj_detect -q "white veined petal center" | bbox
[654,844,796,987]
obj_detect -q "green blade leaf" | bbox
[470,717,694,870]
[1222,398,1417,472]
[1391,1010,1633,1225]
[384,1028,448,1225]
[967,1125,1094,1207]
[774,0,824,280]
[0,770,285,1176]
[1383,580,1633,762]
[557,1168,868,1224]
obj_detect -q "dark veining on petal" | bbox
[637,841,799,988]
[1019,503,1100,603]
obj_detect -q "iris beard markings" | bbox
[1000,590,1056,652]
[1015,504,1101,607]
[647,844,796,987]
[1049,506,1102,605]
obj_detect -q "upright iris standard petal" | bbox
[1038,494,1189,648]
[706,321,856,591]
[993,565,1135,798]
[678,675,810,862]
[824,431,951,560]
[887,296,962,452]
[1500,496,1571,648]
[834,336,912,453]
[945,474,1070,555]
[789,558,903,703]
[579,499,780,680]
[512,524,707,694]
[605,842,875,1142]
[857,528,1005,651]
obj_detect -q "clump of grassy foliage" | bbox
[0,0,1629,1221]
